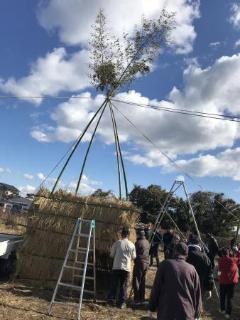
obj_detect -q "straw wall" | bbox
[16,189,139,287]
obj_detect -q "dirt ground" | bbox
[0,266,239,320]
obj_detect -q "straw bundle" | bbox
[17,189,139,287]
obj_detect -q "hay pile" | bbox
[0,209,27,235]
[17,189,139,287]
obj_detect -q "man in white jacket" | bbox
[108,227,136,309]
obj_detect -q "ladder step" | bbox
[79,247,93,252]
[64,265,83,271]
[69,248,93,253]
[75,233,93,238]
[59,282,82,290]
[58,282,94,294]
[52,301,79,308]
[74,275,95,280]
[75,261,94,266]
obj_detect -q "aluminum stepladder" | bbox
[48,218,96,320]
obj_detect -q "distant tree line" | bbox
[129,185,240,236]
[90,185,240,236]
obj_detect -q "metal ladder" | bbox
[48,218,96,320]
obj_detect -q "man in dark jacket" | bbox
[132,229,150,304]
[149,242,202,320]
[164,233,180,259]
[187,239,214,297]
[149,229,162,267]
[163,229,173,259]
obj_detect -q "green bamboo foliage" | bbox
[89,9,174,95]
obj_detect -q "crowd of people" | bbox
[107,225,240,320]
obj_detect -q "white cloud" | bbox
[172,148,240,181]
[230,3,240,29]
[37,172,46,181]
[24,173,34,180]
[64,175,101,195]
[38,0,200,54]
[30,52,240,181]
[32,53,240,153]
[235,39,240,48]
[0,167,11,174]
[19,184,37,196]
[209,41,221,48]
[0,48,89,103]
[0,1,199,102]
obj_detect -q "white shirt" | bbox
[110,238,136,272]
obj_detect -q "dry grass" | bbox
[0,265,239,320]
[0,210,27,235]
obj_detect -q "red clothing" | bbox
[236,250,240,266]
[218,255,239,285]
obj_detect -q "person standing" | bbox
[162,229,173,259]
[148,242,202,320]
[132,229,150,305]
[218,248,239,318]
[187,238,213,298]
[108,227,136,309]
[149,228,162,267]
[206,233,219,269]
[164,233,180,259]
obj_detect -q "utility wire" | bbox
[1,93,240,123]
[111,98,240,123]
[0,95,96,100]
[111,100,240,222]
[110,101,194,182]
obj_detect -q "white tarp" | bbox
[0,240,9,258]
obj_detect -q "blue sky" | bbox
[1,0,240,202]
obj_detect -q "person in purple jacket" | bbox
[148,242,202,320]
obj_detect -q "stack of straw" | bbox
[16,189,138,288]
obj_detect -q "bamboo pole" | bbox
[51,98,107,194]
[75,100,108,195]
[109,103,122,199]
[109,101,129,199]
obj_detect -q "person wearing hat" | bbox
[108,226,136,309]
[187,237,213,298]
[148,242,202,320]
[132,229,150,305]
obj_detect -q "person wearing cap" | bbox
[187,237,213,298]
[132,229,150,305]
[108,226,136,309]
[148,242,202,320]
